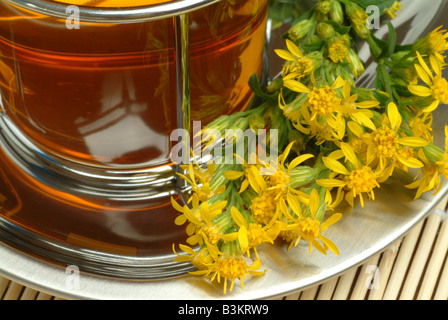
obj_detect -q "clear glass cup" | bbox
[0,0,268,278]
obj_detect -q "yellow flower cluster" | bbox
[171,0,448,294]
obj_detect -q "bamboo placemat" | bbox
[1,194,448,300]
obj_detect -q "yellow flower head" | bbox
[173,243,214,271]
[189,238,266,294]
[172,195,231,245]
[408,52,448,113]
[413,26,448,64]
[407,149,444,199]
[317,142,381,207]
[250,190,278,225]
[365,102,428,171]
[284,77,346,143]
[223,153,268,194]
[178,161,225,203]
[410,112,433,142]
[276,40,315,81]
[328,40,349,63]
[230,207,280,258]
[279,189,341,254]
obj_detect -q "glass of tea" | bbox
[0,0,268,278]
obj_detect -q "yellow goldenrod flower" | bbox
[178,161,226,203]
[276,40,315,81]
[246,142,314,225]
[364,102,428,171]
[171,194,231,245]
[223,153,267,194]
[408,125,448,198]
[191,256,266,294]
[189,238,266,294]
[413,26,448,65]
[250,190,278,225]
[306,82,344,119]
[173,243,214,271]
[279,189,342,254]
[284,77,346,140]
[230,207,280,259]
[406,149,444,199]
[409,112,433,143]
[408,52,448,113]
[316,142,382,207]
[340,80,379,132]
[385,1,403,19]
[264,142,314,205]
[328,40,349,63]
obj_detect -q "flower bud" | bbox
[345,2,370,39]
[249,113,266,131]
[317,1,331,15]
[347,48,365,78]
[423,144,445,164]
[329,0,344,25]
[288,19,315,42]
[316,22,335,39]
[289,166,319,189]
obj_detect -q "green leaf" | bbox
[392,84,414,98]
[383,21,397,58]
[372,90,390,106]
[300,39,324,52]
[351,0,396,12]
[321,20,351,35]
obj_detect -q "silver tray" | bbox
[0,0,447,300]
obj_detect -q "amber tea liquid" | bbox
[0,0,268,166]
[0,0,268,260]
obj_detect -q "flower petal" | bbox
[171,197,184,213]
[408,84,432,97]
[309,189,320,217]
[238,225,249,253]
[287,193,303,217]
[416,51,433,79]
[387,102,402,131]
[423,100,440,113]
[341,142,359,168]
[347,121,364,137]
[284,80,310,93]
[396,154,424,168]
[415,64,432,86]
[316,179,347,188]
[286,39,304,58]
[397,137,430,147]
[274,49,297,61]
[174,214,188,226]
[223,170,245,180]
[322,156,350,175]
[331,76,345,89]
[320,235,340,255]
[288,154,314,171]
[230,206,247,228]
[356,100,380,108]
